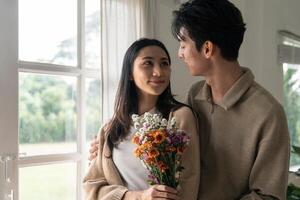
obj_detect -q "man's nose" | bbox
[178,48,183,59]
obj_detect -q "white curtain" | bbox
[100,0,156,121]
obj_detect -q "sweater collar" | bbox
[195,67,254,110]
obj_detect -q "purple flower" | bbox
[166,137,171,144]
[171,135,182,145]
[148,174,159,184]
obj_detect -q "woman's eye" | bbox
[161,61,170,67]
[143,61,152,66]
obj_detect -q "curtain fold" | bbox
[101,0,156,121]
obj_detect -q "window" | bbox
[18,0,101,199]
[279,31,300,170]
[17,0,154,198]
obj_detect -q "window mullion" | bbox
[19,61,101,78]
[19,61,82,77]
[77,0,86,199]
[18,153,82,167]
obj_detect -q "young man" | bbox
[171,0,290,199]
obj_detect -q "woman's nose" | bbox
[152,64,161,77]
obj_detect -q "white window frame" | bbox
[18,0,102,199]
[279,30,300,171]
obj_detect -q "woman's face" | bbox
[132,45,171,98]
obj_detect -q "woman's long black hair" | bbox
[106,38,184,150]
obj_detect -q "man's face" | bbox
[177,28,210,76]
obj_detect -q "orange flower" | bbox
[132,135,140,145]
[158,161,168,172]
[153,130,165,144]
[147,136,155,141]
[142,141,153,150]
[177,146,185,154]
[148,148,160,158]
[166,146,176,152]
[134,147,143,157]
[144,132,154,142]
[145,157,155,165]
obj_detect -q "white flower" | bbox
[144,112,151,119]
[139,127,145,134]
[132,114,139,122]
[170,117,177,129]
[161,119,168,127]
[143,122,151,130]
[132,112,177,134]
[134,122,140,130]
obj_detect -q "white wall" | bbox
[233,0,295,103]
[154,0,199,102]
[154,0,300,103]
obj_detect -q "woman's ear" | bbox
[129,74,133,81]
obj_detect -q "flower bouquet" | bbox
[131,112,190,188]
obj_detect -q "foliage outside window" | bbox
[280,32,300,200]
[18,0,101,199]
[280,33,300,168]
[283,64,300,167]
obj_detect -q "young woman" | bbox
[83,38,200,200]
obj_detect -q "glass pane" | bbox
[282,63,300,169]
[19,163,77,200]
[19,0,77,66]
[85,0,101,69]
[19,72,77,156]
[86,78,102,141]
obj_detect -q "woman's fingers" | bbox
[89,144,99,153]
[153,191,179,199]
[88,151,98,161]
[150,185,179,200]
[88,135,99,161]
[154,185,177,194]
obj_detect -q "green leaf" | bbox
[287,184,300,199]
[292,145,300,156]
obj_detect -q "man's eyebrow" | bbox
[177,34,186,41]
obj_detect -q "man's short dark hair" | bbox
[172,0,246,61]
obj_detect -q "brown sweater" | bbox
[187,68,290,200]
[83,106,200,200]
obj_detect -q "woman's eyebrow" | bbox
[142,56,154,60]
[141,56,168,61]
